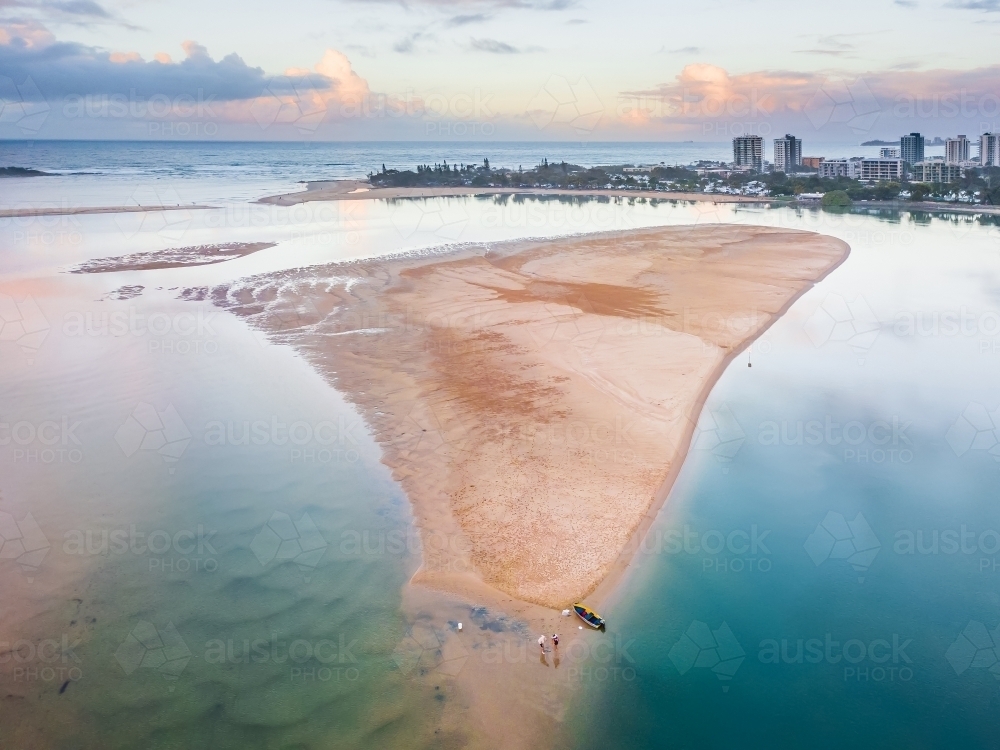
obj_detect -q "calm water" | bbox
[570,208,1000,748]
[1,144,998,747]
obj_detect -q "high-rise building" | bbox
[732,136,763,171]
[982,133,1000,167]
[773,134,802,173]
[900,133,925,164]
[945,136,970,165]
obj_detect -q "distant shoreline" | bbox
[2,180,996,219]
[257,179,763,206]
[259,179,1000,217]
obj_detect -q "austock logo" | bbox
[803,293,881,364]
[757,415,914,465]
[114,621,192,689]
[0,75,50,135]
[113,186,192,241]
[0,293,50,364]
[946,403,1000,463]
[250,76,327,134]
[653,524,772,574]
[392,623,469,677]
[250,511,328,580]
[668,620,745,691]
[3,634,83,684]
[803,511,881,583]
[0,510,50,580]
[804,78,880,134]
[388,198,470,241]
[946,621,1000,682]
[692,403,746,469]
[115,403,192,470]
[526,75,603,134]
[759,633,914,683]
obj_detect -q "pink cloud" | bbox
[181,41,211,60]
[109,51,143,64]
[0,20,56,49]
[613,62,1000,138]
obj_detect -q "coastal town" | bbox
[368,132,1000,208]
[718,131,999,205]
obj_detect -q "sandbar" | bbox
[258,178,765,206]
[210,225,849,608]
[0,204,214,219]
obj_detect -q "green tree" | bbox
[822,190,851,208]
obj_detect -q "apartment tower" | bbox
[773,134,803,173]
[732,136,764,171]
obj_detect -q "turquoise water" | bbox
[569,207,1000,748]
[2,159,1000,747]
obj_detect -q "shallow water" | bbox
[2,169,999,747]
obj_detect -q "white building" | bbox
[773,134,802,173]
[945,136,970,165]
[733,136,763,171]
[859,158,903,182]
[818,158,862,179]
[911,161,963,184]
[880,147,901,158]
[982,133,1000,167]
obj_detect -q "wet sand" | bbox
[208,224,849,609]
[258,179,766,206]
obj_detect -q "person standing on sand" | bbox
[552,634,559,647]
[538,635,545,651]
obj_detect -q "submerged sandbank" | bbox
[70,242,276,273]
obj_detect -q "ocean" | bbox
[0,139,949,210]
[0,140,997,748]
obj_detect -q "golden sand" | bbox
[215,224,849,609]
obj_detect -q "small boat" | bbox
[573,602,605,629]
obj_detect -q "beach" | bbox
[209,224,849,609]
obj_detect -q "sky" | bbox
[1,0,1000,141]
